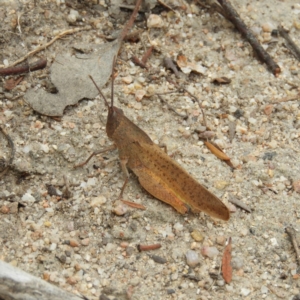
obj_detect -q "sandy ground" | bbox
[1,1,300,299]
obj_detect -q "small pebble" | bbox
[264,104,273,115]
[135,89,146,102]
[58,254,66,263]
[293,180,300,193]
[191,230,204,242]
[201,246,219,258]
[112,202,128,215]
[49,243,57,251]
[150,255,167,264]
[122,75,133,84]
[216,236,226,246]
[81,238,90,246]
[21,193,36,203]
[90,195,107,207]
[167,289,175,294]
[67,276,78,285]
[185,250,200,268]
[240,288,251,296]
[147,14,164,28]
[69,239,80,247]
[0,206,9,214]
[126,246,135,257]
[231,257,244,270]
[44,221,51,227]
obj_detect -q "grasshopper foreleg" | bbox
[74,144,117,168]
[119,157,130,198]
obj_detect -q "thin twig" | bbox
[216,0,280,76]
[285,226,300,265]
[228,195,251,213]
[181,88,207,127]
[157,94,187,119]
[278,25,300,61]
[163,56,180,78]
[119,0,143,42]
[157,0,176,12]
[0,58,47,76]
[121,199,146,210]
[62,175,72,199]
[0,127,15,177]
[131,56,147,69]
[141,45,154,64]
[9,26,91,67]
[272,92,300,103]
[167,79,208,127]
[137,244,161,252]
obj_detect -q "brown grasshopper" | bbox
[76,69,230,221]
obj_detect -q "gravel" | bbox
[1,1,300,299]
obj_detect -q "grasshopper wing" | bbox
[130,142,230,221]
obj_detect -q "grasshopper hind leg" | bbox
[135,166,189,214]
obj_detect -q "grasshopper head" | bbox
[106,106,124,138]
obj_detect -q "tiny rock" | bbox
[122,76,133,84]
[293,180,300,193]
[67,276,78,285]
[216,236,226,246]
[0,206,9,214]
[147,14,164,28]
[21,193,36,203]
[90,195,107,207]
[191,230,204,242]
[112,202,128,216]
[186,250,200,268]
[264,104,273,115]
[201,246,219,258]
[69,239,80,247]
[214,180,229,190]
[240,288,251,296]
[81,238,90,246]
[135,89,146,102]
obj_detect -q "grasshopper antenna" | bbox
[89,75,110,108]
[111,56,116,108]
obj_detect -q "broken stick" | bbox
[285,226,300,265]
[216,0,280,76]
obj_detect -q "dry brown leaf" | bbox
[211,77,231,84]
[121,199,146,210]
[4,76,24,90]
[204,141,230,161]
[176,54,207,75]
[293,180,300,193]
[222,237,232,284]
[264,104,274,115]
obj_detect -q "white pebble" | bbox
[261,285,269,294]
[105,243,115,252]
[240,288,251,296]
[49,243,57,251]
[135,89,146,102]
[40,144,49,153]
[185,250,200,268]
[90,196,107,207]
[173,222,183,232]
[201,246,219,258]
[122,76,133,84]
[147,14,164,28]
[270,237,278,246]
[87,177,97,186]
[268,140,277,148]
[21,193,36,203]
